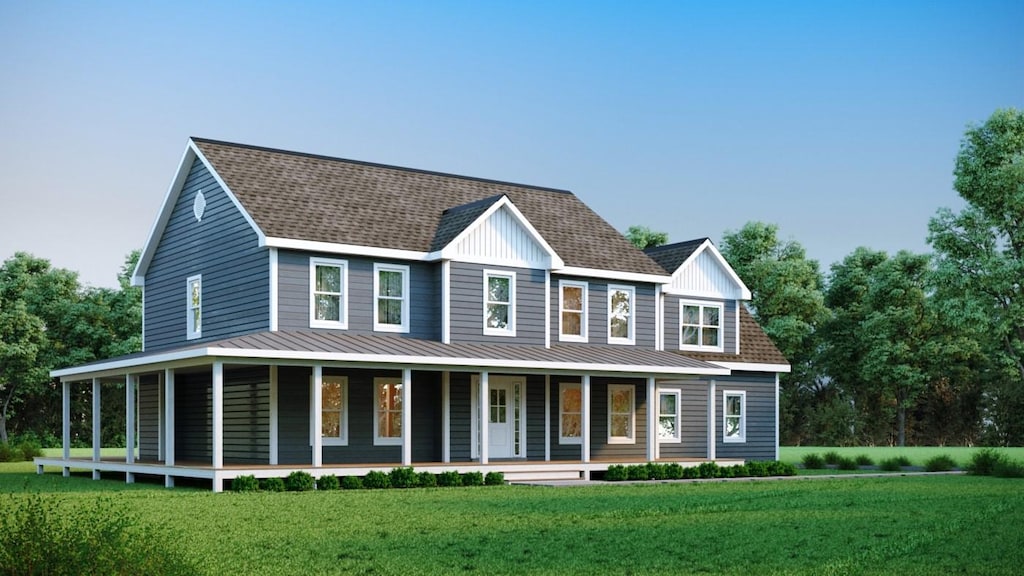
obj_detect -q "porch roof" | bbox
[52,331,730,380]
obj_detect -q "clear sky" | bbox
[1,1,1021,288]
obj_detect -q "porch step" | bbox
[503,470,583,482]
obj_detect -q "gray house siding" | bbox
[589,378,647,461]
[223,367,270,464]
[144,157,269,351]
[277,250,440,340]
[664,296,737,353]
[449,372,473,462]
[277,366,312,465]
[138,374,160,461]
[450,262,545,346]
[174,371,211,462]
[715,372,777,461]
[657,380,711,459]
[549,275,657,348]
[525,375,546,460]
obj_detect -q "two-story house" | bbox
[36,138,789,491]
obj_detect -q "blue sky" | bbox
[1,1,1021,288]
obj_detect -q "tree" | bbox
[928,108,1024,445]
[625,225,669,250]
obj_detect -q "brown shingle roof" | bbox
[192,138,667,276]
[682,306,789,367]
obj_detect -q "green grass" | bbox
[3,461,1023,575]
[781,446,1024,468]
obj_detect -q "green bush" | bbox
[484,471,505,486]
[627,465,649,481]
[966,448,1005,476]
[418,471,437,487]
[823,451,841,465]
[896,455,912,467]
[231,475,260,492]
[604,465,628,481]
[389,467,419,489]
[262,477,286,492]
[340,475,363,490]
[855,454,875,466]
[697,462,719,479]
[683,466,699,479]
[16,439,42,460]
[462,471,485,486]
[664,462,684,479]
[317,474,340,490]
[924,455,957,472]
[285,471,315,492]
[836,457,859,471]
[437,470,462,487]
[647,463,667,480]
[0,443,16,462]
[802,453,825,469]
[769,461,797,476]
[993,458,1024,478]
[879,458,904,472]
[363,470,391,489]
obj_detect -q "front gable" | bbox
[664,240,752,300]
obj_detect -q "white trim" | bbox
[157,374,163,462]
[558,381,583,445]
[558,280,588,343]
[655,285,663,351]
[92,378,101,463]
[186,274,202,340]
[606,384,636,445]
[711,361,791,373]
[319,374,349,446]
[401,368,412,466]
[581,375,591,464]
[707,380,716,460]
[266,236,429,261]
[775,373,780,461]
[62,381,70,467]
[373,377,404,446]
[734,300,741,355]
[126,374,135,465]
[657,388,682,444]
[268,366,277,465]
[544,271,551,348]
[141,289,146,351]
[190,141,266,245]
[479,371,489,464]
[269,248,279,332]
[661,239,752,300]
[309,257,348,330]
[723,389,746,443]
[373,263,411,333]
[483,270,516,337]
[442,260,451,344]
[165,369,175,467]
[212,362,224,468]
[558,266,670,285]
[470,374,479,459]
[607,284,635,345]
[435,196,565,269]
[311,366,323,465]
[442,372,451,463]
[544,375,551,462]
[678,299,725,353]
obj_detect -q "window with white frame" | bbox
[321,375,348,445]
[607,384,635,444]
[658,390,681,442]
[374,263,410,332]
[680,301,723,351]
[559,382,582,444]
[484,271,515,336]
[310,258,348,329]
[186,274,202,340]
[559,280,588,342]
[723,390,746,443]
[607,285,635,344]
[374,377,403,445]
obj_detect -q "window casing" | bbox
[186,274,202,340]
[321,375,348,445]
[374,378,403,445]
[680,300,724,352]
[559,382,582,444]
[310,258,348,329]
[374,263,410,333]
[658,390,681,443]
[559,280,588,342]
[484,271,515,336]
[607,285,635,345]
[607,384,635,444]
[723,390,746,443]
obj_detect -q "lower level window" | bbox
[321,376,348,445]
[723,390,746,443]
[375,378,403,445]
[607,384,635,444]
[658,390,681,442]
[559,382,582,444]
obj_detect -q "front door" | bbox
[488,382,513,458]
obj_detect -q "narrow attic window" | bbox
[186,274,202,340]
[193,190,206,222]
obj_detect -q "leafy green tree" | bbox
[625,225,669,250]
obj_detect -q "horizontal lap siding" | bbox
[277,250,440,340]
[449,372,473,462]
[144,158,269,351]
[223,367,270,464]
[450,263,545,346]
[175,372,211,462]
[138,375,160,461]
[590,378,647,461]
[663,296,737,353]
[549,275,657,348]
[658,380,709,459]
[716,373,777,461]
[526,375,546,460]
[277,366,311,465]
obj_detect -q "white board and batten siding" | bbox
[446,205,556,269]
[667,248,746,300]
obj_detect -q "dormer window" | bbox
[679,300,723,352]
[310,258,348,329]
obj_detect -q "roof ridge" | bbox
[644,237,710,253]
[190,137,574,195]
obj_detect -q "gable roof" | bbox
[183,138,666,277]
[683,305,789,369]
[646,237,752,300]
[644,238,708,273]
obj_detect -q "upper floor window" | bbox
[374,377,403,445]
[484,271,515,336]
[658,390,681,443]
[559,382,582,444]
[559,280,588,342]
[310,258,348,329]
[374,263,410,333]
[186,274,202,340]
[607,285,635,345]
[723,390,746,443]
[680,301,723,352]
[607,384,635,444]
[321,375,348,445]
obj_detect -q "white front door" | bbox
[487,376,524,459]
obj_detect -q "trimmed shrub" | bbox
[647,463,667,480]
[878,458,904,472]
[627,465,649,481]
[855,454,875,466]
[924,455,957,472]
[418,471,437,487]
[767,461,797,476]
[389,467,419,489]
[664,463,684,479]
[697,462,719,479]
[604,465,628,481]
[437,470,462,487]
[363,470,391,489]
[231,475,260,492]
[484,471,505,486]
[822,451,841,465]
[261,477,286,492]
[745,461,767,477]
[836,457,859,471]
[682,466,699,479]
[462,471,485,486]
[317,474,340,490]
[802,453,825,469]
[966,448,1005,476]
[340,475,363,490]
[285,471,315,492]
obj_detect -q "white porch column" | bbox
[212,362,224,469]
[479,371,489,465]
[774,373,781,461]
[544,375,551,462]
[62,380,70,477]
[646,377,657,461]
[125,374,135,465]
[581,375,591,464]
[311,365,322,468]
[164,369,175,487]
[442,372,451,463]
[401,368,412,466]
[269,366,278,466]
[92,378,101,480]
[707,379,717,460]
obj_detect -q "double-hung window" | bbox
[321,376,348,445]
[658,390,681,442]
[374,263,410,333]
[559,382,582,444]
[723,390,746,443]
[680,301,723,351]
[310,258,348,329]
[374,377,403,445]
[484,271,515,336]
[559,280,588,342]
[186,274,202,340]
[607,285,635,344]
[607,384,635,444]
